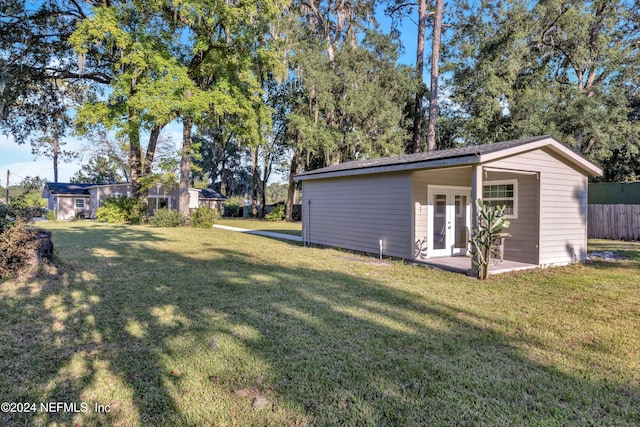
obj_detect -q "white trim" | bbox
[74,198,86,209]
[483,166,539,175]
[427,185,472,258]
[479,137,603,176]
[148,195,172,211]
[483,179,518,219]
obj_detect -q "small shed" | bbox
[295,135,603,271]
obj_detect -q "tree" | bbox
[447,0,640,180]
[1,2,103,179]
[426,0,444,152]
[70,2,190,199]
[414,0,428,153]
[193,122,253,197]
[385,0,443,153]
[71,156,124,185]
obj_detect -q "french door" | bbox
[427,186,471,257]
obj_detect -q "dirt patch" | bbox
[587,251,630,261]
[338,254,393,266]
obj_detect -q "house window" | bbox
[483,180,517,218]
[75,198,86,209]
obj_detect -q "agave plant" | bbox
[470,199,511,280]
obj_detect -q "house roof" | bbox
[199,188,226,200]
[44,183,226,201]
[44,183,93,195]
[294,135,603,181]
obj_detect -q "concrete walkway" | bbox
[213,224,303,242]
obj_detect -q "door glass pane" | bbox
[454,195,468,249]
[433,194,446,250]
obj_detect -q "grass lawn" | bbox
[1,221,639,426]
[217,218,302,236]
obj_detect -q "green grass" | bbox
[217,218,302,236]
[1,221,639,426]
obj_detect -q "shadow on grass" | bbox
[1,223,639,425]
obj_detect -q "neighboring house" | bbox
[43,183,94,220]
[43,182,226,220]
[295,135,603,271]
[198,188,226,213]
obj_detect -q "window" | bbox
[482,180,517,218]
[74,198,86,209]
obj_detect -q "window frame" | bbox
[482,179,518,219]
[74,198,86,209]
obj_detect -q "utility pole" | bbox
[5,170,9,204]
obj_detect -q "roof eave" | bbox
[294,154,481,181]
[479,136,603,176]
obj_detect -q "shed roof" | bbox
[295,135,603,181]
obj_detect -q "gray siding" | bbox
[412,167,472,260]
[95,183,132,205]
[302,172,412,258]
[484,171,539,264]
[487,148,588,265]
[57,196,90,220]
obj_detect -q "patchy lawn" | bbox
[1,222,638,426]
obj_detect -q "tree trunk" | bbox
[128,110,142,198]
[412,0,428,153]
[52,120,59,183]
[251,147,258,217]
[143,124,164,178]
[179,116,193,217]
[286,145,299,222]
[426,0,444,152]
[141,124,164,207]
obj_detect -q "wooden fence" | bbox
[588,205,640,240]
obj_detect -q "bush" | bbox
[264,204,285,221]
[223,196,244,217]
[95,196,146,224]
[190,206,219,228]
[0,219,39,278]
[46,210,57,221]
[148,208,186,227]
[0,204,12,233]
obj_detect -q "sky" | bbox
[0,6,419,188]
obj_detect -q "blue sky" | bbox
[0,6,419,187]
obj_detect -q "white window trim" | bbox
[148,195,172,210]
[483,179,518,219]
[74,198,86,209]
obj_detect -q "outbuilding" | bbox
[295,135,603,273]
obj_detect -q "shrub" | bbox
[148,208,186,227]
[0,219,39,278]
[190,206,219,228]
[46,210,57,221]
[0,204,12,233]
[265,204,285,221]
[223,196,244,217]
[95,196,146,224]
